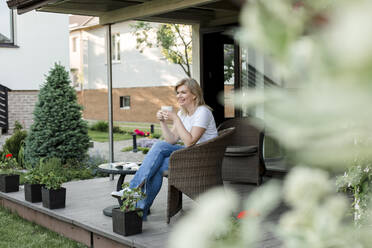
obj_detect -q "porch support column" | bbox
[191,24,200,82]
[105,24,114,180]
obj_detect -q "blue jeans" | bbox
[129,141,183,220]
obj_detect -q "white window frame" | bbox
[111,33,121,63]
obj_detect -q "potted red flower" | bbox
[0,153,20,193]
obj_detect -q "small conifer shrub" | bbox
[24,63,90,165]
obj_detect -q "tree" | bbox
[224,45,235,83]
[131,22,192,77]
[24,63,90,166]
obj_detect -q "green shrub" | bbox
[83,152,108,177]
[24,167,43,185]
[113,126,124,134]
[151,133,161,139]
[90,121,125,134]
[3,130,27,164]
[90,121,108,132]
[141,147,149,154]
[41,171,66,190]
[120,146,149,154]
[14,121,23,132]
[24,63,90,166]
[17,142,28,169]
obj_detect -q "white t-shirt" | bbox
[177,105,218,144]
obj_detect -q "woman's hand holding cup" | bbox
[156,110,165,121]
[159,106,173,121]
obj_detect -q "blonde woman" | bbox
[127,78,217,220]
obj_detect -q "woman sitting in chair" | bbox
[128,78,218,220]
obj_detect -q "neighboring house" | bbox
[69,15,187,123]
[0,3,69,133]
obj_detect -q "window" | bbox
[72,37,78,52]
[0,3,15,46]
[120,96,130,109]
[111,33,120,62]
[224,44,235,118]
[70,69,79,88]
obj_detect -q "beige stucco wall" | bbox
[77,86,178,123]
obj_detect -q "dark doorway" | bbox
[201,30,238,126]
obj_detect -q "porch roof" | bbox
[7,0,241,26]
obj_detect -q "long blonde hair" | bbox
[175,78,212,115]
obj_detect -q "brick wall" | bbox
[224,85,234,118]
[8,91,39,133]
[77,86,179,123]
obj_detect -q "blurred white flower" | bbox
[241,181,281,245]
[283,166,332,208]
[168,187,238,248]
[237,0,305,61]
[324,0,372,69]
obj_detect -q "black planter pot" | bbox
[112,207,143,236]
[41,187,66,209]
[24,184,43,203]
[0,174,20,193]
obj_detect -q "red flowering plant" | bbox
[134,129,151,137]
[0,151,19,174]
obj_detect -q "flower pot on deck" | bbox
[24,184,43,203]
[112,207,143,236]
[41,187,66,209]
[0,174,19,193]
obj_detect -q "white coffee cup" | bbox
[161,106,173,112]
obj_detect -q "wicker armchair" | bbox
[218,118,265,185]
[164,127,235,223]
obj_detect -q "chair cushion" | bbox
[225,145,258,157]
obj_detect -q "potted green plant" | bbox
[112,182,146,236]
[24,167,43,203]
[0,152,20,193]
[40,171,66,209]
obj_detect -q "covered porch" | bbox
[3,0,287,247]
[0,174,285,248]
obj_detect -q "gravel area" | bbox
[0,134,146,163]
[89,138,146,162]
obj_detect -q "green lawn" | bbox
[88,130,132,142]
[88,128,162,143]
[0,206,87,248]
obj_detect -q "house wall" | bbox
[77,86,178,123]
[224,84,234,118]
[70,20,191,123]
[0,10,69,133]
[0,11,69,90]
[71,21,187,91]
[8,91,38,132]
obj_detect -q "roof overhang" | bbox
[7,0,240,26]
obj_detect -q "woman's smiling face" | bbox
[176,84,196,108]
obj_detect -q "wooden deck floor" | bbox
[0,174,286,248]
